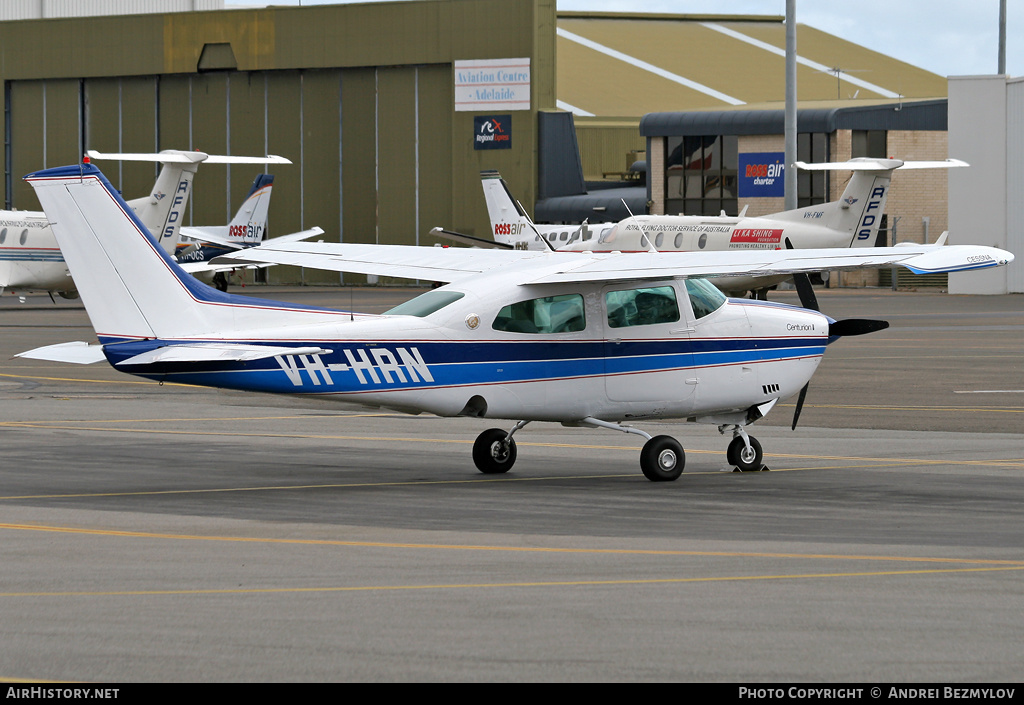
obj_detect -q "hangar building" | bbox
[2,1,989,288]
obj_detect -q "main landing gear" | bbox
[470,417,766,482]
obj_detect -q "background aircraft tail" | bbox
[787,158,967,248]
[178,174,274,250]
[112,151,206,253]
[89,150,291,254]
[26,163,340,341]
[480,170,533,246]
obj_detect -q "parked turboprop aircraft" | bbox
[462,160,967,296]
[20,161,1012,480]
[173,172,323,291]
[0,150,293,299]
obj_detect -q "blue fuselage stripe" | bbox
[102,337,825,395]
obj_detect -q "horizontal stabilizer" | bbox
[795,158,968,171]
[87,150,292,165]
[116,344,333,366]
[16,341,106,365]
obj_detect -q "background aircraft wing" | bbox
[428,227,516,250]
[178,225,324,250]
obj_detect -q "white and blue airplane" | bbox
[19,161,1013,480]
[0,150,300,299]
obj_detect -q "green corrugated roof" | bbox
[556,12,947,117]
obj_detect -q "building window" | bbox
[664,132,830,215]
[852,130,887,158]
[664,135,738,216]
[797,132,829,208]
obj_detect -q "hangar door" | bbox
[4,65,452,284]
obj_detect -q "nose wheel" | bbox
[727,435,764,472]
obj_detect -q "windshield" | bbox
[685,278,727,319]
[385,290,465,317]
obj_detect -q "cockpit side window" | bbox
[605,286,680,328]
[492,293,586,334]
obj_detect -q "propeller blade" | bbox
[791,383,809,431]
[829,318,890,337]
[792,271,819,312]
[785,238,819,311]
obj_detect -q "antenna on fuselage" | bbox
[516,198,557,252]
[621,199,657,252]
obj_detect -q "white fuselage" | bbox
[105,272,829,426]
[0,212,74,294]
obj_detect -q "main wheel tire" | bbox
[727,436,763,472]
[472,428,517,474]
[640,435,685,481]
[213,272,228,292]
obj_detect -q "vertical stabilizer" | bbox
[480,170,532,246]
[829,170,893,248]
[26,163,343,341]
[228,174,274,245]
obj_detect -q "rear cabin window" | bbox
[605,286,680,328]
[492,294,586,334]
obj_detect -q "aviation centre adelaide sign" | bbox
[739,152,785,198]
[455,58,531,112]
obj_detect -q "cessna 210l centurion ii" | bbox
[20,161,1013,480]
[463,159,968,297]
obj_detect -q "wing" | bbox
[210,240,1013,286]
[521,245,1014,285]
[211,241,550,282]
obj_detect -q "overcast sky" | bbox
[226,0,1020,78]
